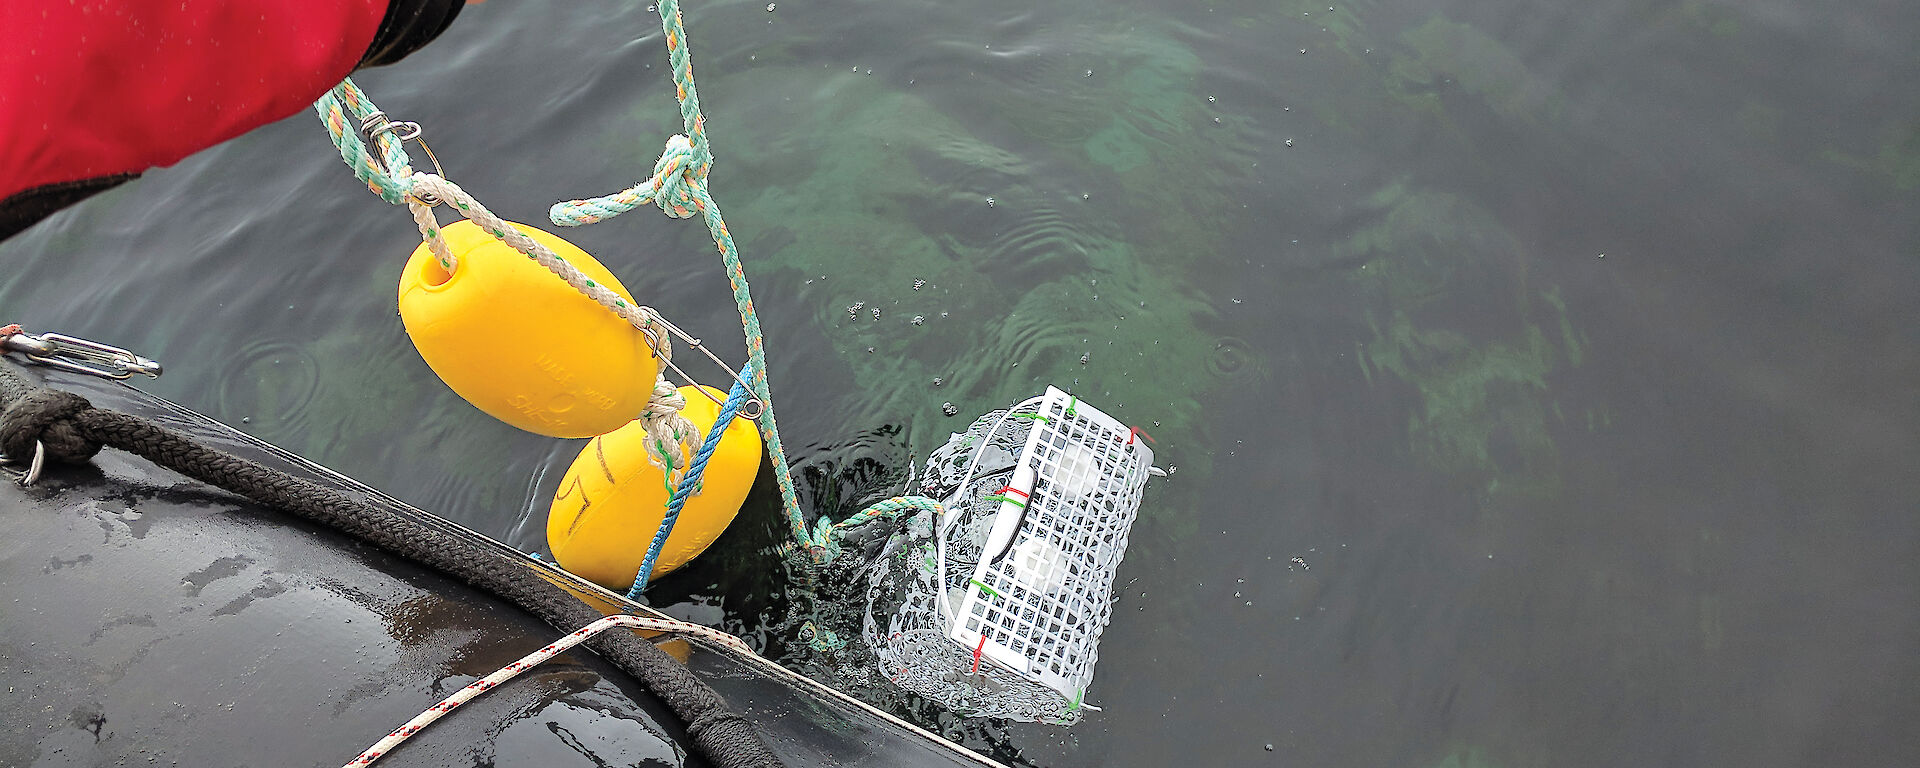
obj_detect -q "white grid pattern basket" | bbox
[945,386,1152,705]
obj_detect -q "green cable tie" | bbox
[969,578,1002,599]
[983,495,1026,508]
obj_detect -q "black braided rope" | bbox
[0,359,781,768]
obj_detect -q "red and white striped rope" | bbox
[342,614,750,767]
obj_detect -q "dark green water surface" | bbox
[5,0,1918,765]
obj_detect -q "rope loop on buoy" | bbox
[319,0,946,562]
[315,84,699,483]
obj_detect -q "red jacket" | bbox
[0,1,463,240]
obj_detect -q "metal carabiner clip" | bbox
[1,326,162,380]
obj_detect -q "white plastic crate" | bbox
[944,386,1152,705]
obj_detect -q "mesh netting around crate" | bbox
[949,390,1150,704]
[861,401,1087,724]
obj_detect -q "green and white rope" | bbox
[314,84,700,485]
[548,0,826,554]
[830,496,945,535]
[321,2,942,559]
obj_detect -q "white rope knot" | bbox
[641,375,700,487]
[648,135,709,219]
[643,376,689,417]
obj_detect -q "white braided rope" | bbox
[405,174,700,479]
[342,614,751,766]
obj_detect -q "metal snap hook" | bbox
[2,328,162,380]
[359,111,448,207]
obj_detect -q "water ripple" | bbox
[216,340,321,440]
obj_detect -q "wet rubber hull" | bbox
[0,368,996,768]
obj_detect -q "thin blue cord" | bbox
[627,364,754,598]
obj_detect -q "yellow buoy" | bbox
[547,385,762,590]
[398,219,659,438]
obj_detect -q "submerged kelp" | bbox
[705,29,1234,503]
[1347,184,1580,500]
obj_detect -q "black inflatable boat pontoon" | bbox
[0,367,1004,767]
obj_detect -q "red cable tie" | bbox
[971,635,987,674]
[996,486,1029,499]
[1127,426,1156,445]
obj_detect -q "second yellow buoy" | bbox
[547,385,762,590]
